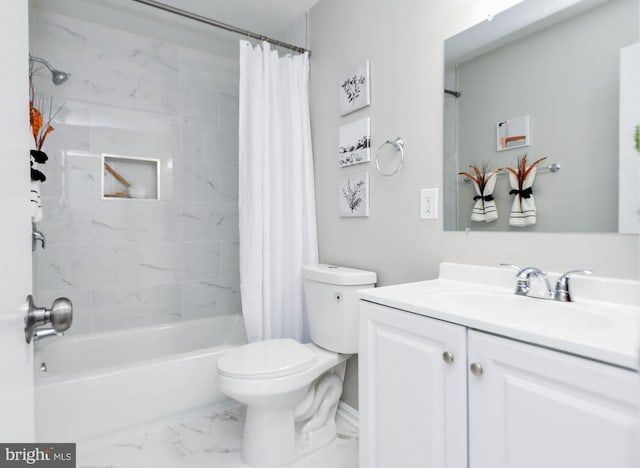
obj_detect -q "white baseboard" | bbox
[336,401,359,432]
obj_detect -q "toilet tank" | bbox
[302,264,376,354]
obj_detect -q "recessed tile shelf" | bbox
[102,154,160,200]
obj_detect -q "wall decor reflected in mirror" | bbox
[443,0,639,233]
[496,115,530,152]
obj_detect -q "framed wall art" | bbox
[338,117,371,167]
[497,115,530,151]
[339,172,369,217]
[338,61,370,115]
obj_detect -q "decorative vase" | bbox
[30,149,47,182]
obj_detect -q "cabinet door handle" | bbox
[442,351,455,364]
[470,362,483,377]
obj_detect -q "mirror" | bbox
[443,0,639,233]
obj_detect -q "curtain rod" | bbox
[130,0,310,55]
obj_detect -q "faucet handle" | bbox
[555,270,593,302]
[32,224,46,251]
[500,263,521,271]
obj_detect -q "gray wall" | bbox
[455,0,636,232]
[309,0,639,409]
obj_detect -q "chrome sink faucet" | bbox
[515,267,553,299]
[507,265,593,302]
[554,270,593,302]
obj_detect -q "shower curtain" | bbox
[238,40,319,343]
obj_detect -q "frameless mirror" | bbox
[443,0,639,233]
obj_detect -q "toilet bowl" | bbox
[216,264,376,468]
[218,339,348,467]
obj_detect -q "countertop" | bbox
[358,263,640,370]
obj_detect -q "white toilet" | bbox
[217,264,376,468]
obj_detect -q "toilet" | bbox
[217,264,376,468]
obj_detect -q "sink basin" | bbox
[430,290,616,330]
[358,263,640,369]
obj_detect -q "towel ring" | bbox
[375,138,404,176]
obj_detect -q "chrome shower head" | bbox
[51,69,69,85]
[29,55,70,85]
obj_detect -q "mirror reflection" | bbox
[443,0,639,233]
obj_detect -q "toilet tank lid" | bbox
[302,264,377,285]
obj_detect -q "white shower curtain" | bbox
[238,40,319,343]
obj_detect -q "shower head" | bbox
[29,55,70,85]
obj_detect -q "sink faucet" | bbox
[554,270,593,302]
[512,266,593,302]
[515,267,553,299]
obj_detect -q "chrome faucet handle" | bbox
[32,224,46,251]
[554,270,593,302]
[515,267,552,297]
[500,263,521,271]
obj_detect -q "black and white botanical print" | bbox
[339,117,371,167]
[341,75,365,104]
[338,61,370,115]
[339,173,369,217]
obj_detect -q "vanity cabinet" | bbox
[359,301,639,468]
[359,302,467,468]
[468,330,638,468]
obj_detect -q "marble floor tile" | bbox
[77,405,358,468]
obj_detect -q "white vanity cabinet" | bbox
[360,300,640,468]
[468,330,638,468]
[359,301,468,468]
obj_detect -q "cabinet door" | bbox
[468,330,640,468]
[359,301,467,468]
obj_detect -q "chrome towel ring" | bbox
[375,137,404,176]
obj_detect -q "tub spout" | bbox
[33,327,63,341]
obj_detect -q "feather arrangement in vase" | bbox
[458,163,499,223]
[29,62,62,222]
[501,154,546,227]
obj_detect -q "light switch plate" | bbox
[420,188,438,219]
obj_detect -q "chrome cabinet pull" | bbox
[442,351,455,364]
[470,362,483,377]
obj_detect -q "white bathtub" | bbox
[34,315,247,442]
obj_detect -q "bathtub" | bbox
[34,315,247,442]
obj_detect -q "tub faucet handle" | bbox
[32,223,46,251]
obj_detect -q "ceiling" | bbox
[158,0,319,39]
[31,0,319,55]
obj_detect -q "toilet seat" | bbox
[218,338,317,379]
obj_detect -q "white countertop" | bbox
[358,263,640,370]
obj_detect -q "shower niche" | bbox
[102,154,160,200]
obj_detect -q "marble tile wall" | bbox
[29,9,241,334]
